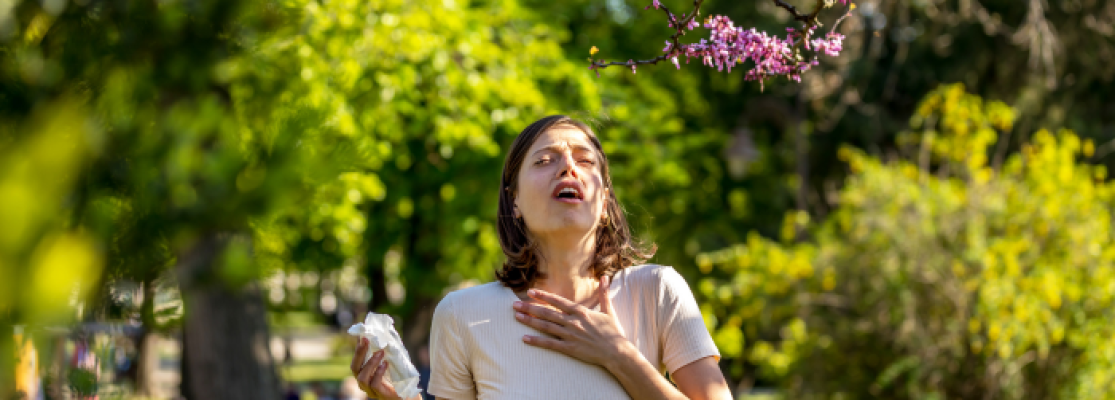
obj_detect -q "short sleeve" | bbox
[428,292,476,399]
[656,266,721,374]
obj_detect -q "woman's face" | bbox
[514,125,607,239]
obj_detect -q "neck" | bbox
[532,231,599,304]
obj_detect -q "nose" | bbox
[558,151,579,179]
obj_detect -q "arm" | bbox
[605,349,731,400]
[670,356,734,400]
[599,341,693,400]
[427,293,477,399]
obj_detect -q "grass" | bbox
[270,311,324,330]
[281,356,353,383]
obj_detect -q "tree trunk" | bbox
[399,187,439,359]
[176,235,280,400]
[136,278,159,397]
[792,89,813,242]
[794,90,810,217]
[401,296,436,359]
[49,335,67,399]
[0,327,13,400]
[135,331,161,397]
[367,258,389,314]
[364,201,391,314]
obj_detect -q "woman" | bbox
[350,116,733,399]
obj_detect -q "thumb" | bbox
[599,275,615,315]
[599,275,625,338]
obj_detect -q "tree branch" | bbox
[590,0,704,71]
[773,0,811,23]
[591,56,673,69]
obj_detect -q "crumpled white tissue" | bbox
[348,312,421,400]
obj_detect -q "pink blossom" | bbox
[661,14,846,87]
[810,33,844,57]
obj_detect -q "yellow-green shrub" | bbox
[699,84,1115,399]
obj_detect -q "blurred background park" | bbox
[2,0,1115,398]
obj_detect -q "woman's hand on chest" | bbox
[512,275,634,367]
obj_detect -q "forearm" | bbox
[604,342,689,400]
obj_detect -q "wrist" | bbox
[603,340,640,373]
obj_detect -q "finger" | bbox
[515,301,571,326]
[597,275,626,337]
[522,334,570,352]
[357,364,380,398]
[373,360,389,382]
[350,338,368,375]
[356,364,377,398]
[358,349,385,385]
[356,378,373,397]
[516,311,570,337]
[370,360,396,396]
[599,275,615,315]
[527,289,583,315]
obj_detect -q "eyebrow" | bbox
[530,143,596,158]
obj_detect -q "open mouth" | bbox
[552,181,585,202]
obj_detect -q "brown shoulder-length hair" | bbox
[495,115,656,292]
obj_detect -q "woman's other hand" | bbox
[514,275,633,367]
[350,338,407,400]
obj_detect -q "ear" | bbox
[600,190,609,217]
[513,190,524,219]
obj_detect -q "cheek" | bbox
[517,172,547,205]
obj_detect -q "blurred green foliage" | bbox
[699,85,1115,399]
[0,100,102,327]
[0,0,322,393]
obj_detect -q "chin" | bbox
[536,216,597,236]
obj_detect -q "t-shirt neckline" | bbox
[500,283,605,312]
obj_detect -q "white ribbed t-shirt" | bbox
[428,264,720,400]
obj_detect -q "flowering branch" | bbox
[588,0,706,73]
[589,0,855,90]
